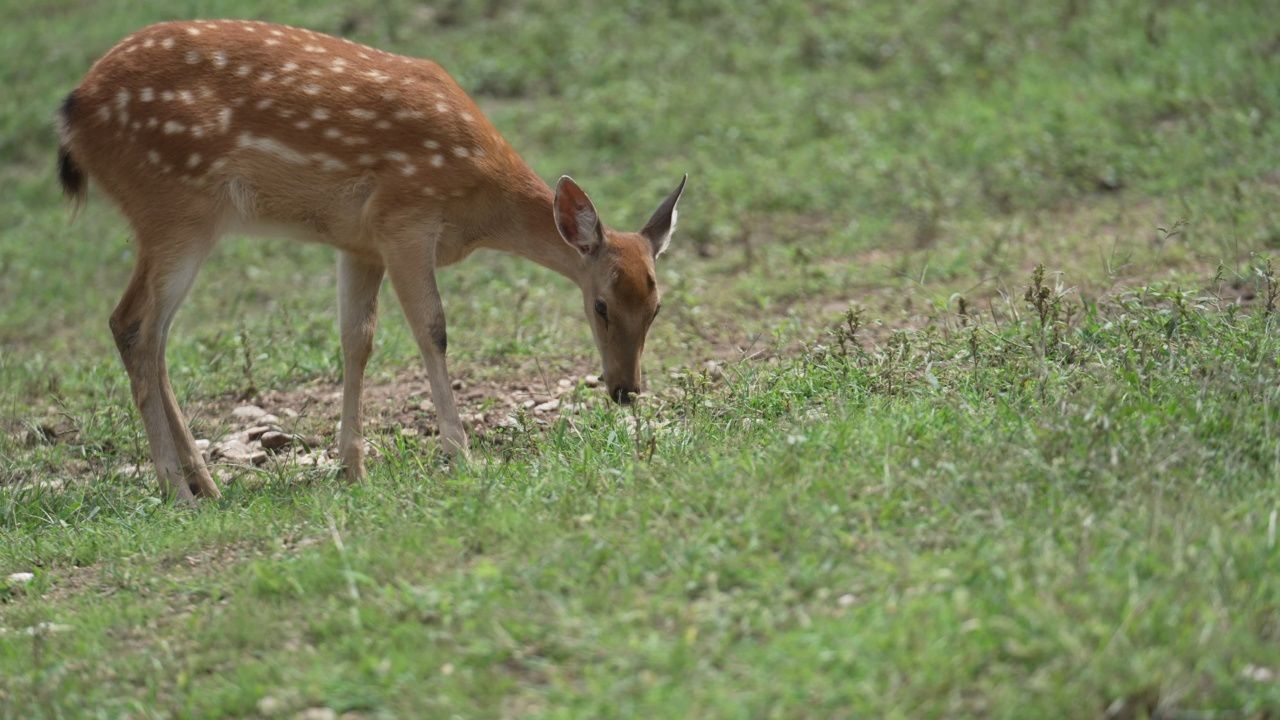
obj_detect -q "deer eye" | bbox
[594,299,608,321]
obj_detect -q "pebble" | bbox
[703,360,726,381]
[212,439,268,466]
[297,709,337,720]
[194,439,210,452]
[260,431,291,451]
[558,378,573,389]
[6,572,34,585]
[534,399,560,413]
[256,696,285,716]
[584,375,600,388]
[114,463,142,478]
[246,426,272,441]
[451,379,464,390]
[231,405,267,422]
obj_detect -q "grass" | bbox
[2,0,1280,717]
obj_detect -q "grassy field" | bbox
[2,0,1280,717]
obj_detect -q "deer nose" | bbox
[609,385,639,405]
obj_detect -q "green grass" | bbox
[2,0,1280,717]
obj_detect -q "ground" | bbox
[2,1,1280,718]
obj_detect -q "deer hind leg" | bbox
[111,230,219,500]
[381,236,469,459]
[336,251,384,481]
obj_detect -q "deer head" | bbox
[554,174,686,404]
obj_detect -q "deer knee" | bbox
[430,320,447,355]
[108,312,142,358]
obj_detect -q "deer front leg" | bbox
[382,241,469,459]
[336,252,385,481]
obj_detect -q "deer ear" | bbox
[554,175,603,256]
[641,174,686,259]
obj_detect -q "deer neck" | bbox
[480,171,586,285]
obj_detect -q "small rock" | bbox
[231,405,267,422]
[23,622,72,636]
[256,696,286,716]
[281,408,299,418]
[522,399,536,409]
[1242,664,1277,683]
[584,374,600,388]
[260,431,291,451]
[194,439,210,452]
[557,378,573,389]
[837,593,857,607]
[451,379,464,390]
[212,439,255,464]
[6,572,34,585]
[259,414,280,426]
[534,399,560,414]
[297,708,337,720]
[703,360,726,381]
[301,435,324,450]
[250,450,269,466]
[114,463,143,478]
[419,400,434,412]
[246,425,272,441]
[398,427,420,438]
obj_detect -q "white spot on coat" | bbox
[185,50,202,64]
[187,153,202,168]
[139,87,155,102]
[237,132,308,164]
[163,120,186,134]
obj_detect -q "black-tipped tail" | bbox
[57,146,84,201]
[56,92,86,207]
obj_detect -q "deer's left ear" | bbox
[641,174,687,260]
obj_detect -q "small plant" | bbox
[238,325,259,401]
[831,306,865,360]
[1256,257,1277,317]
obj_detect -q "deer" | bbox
[55,19,686,502]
